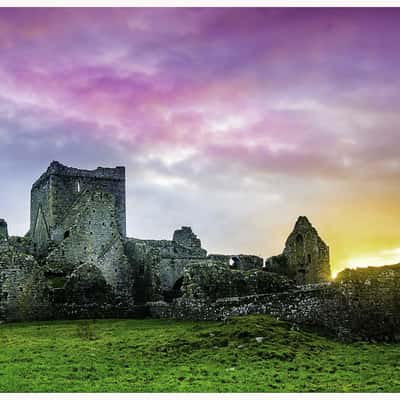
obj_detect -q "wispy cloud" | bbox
[0,8,400,272]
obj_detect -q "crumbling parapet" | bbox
[172,226,207,257]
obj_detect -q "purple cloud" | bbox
[1,8,400,273]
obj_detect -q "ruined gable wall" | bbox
[283,218,330,284]
[265,217,331,284]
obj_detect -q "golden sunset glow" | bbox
[331,248,400,279]
[347,249,400,267]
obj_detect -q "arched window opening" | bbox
[77,180,81,193]
[64,230,70,239]
[229,256,240,268]
[295,234,304,263]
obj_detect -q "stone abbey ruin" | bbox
[1,161,400,341]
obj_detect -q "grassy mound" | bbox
[0,315,399,392]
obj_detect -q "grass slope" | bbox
[0,315,399,392]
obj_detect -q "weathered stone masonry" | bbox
[148,265,400,341]
[265,216,331,284]
[30,161,126,256]
[1,161,399,341]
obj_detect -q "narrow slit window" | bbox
[77,181,81,193]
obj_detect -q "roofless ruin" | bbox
[1,161,399,342]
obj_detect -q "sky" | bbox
[0,8,400,275]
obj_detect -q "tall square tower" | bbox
[30,161,126,255]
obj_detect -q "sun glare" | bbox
[332,248,400,279]
[345,248,400,271]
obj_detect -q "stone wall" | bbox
[0,241,137,322]
[148,264,400,342]
[8,236,33,255]
[0,242,50,321]
[125,228,208,303]
[148,285,343,333]
[334,264,400,339]
[182,261,294,301]
[124,229,265,304]
[46,261,139,320]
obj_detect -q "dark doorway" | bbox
[163,277,184,303]
[297,268,306,285]
[173,277,184,291]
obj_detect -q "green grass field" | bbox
[0,315,399,392]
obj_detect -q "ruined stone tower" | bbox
[265,216,331,284]
[28,161,131,298]
[30,161,126,255]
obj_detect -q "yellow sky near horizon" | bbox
[314,190,400,277]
